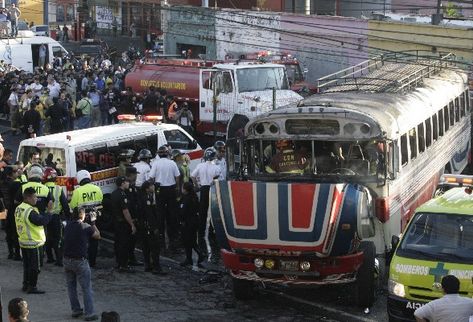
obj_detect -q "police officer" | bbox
[69,170,103,268]
[43,167,70,266]
[111,176,136,273]
[149,145,180,250]
[213,141,227,180]
[15,187,53,294]
[133,149,152,188]
[190,147,221,253]
[139,181,167,275]
[125,166,142,266]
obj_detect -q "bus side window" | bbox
[388,141,399,178]
[409,128,417,160]
[417,123,425,153]
[466,90,471,111]
[432,114,438,141]
[454,98,460,122]
[425,118,432,147]
[443,106,450,131]
[400,134,408,166]
[460,92,466,117]
[438,110,444,136]
[449,102,455,125]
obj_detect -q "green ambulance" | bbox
[388,175,473,321]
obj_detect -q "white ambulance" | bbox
[17,120,203,196]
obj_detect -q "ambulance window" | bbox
[146,135,158,156]
[164,130,192,149]
[19,146,66,175]
[76,147,115,172]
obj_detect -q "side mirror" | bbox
[391,235,400,250]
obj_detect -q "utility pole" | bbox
[432,0,443,25]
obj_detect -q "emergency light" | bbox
[117,114,137,121]
[439,174,473,186]
[142,115,163,122]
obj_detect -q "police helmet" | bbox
[157,145,169,157]
[203,147,217,161]
[213,140,226,152]
[138,149,152,160]
[43,167,58,182]
[27,165,44,179]
[171,149,182,160]
[76,170,91,184]
[119,149,135,160]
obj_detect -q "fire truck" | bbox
[124,57,303,136]
[226,51,317,97]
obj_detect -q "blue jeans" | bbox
[76,115,91,129]
[64,258,95,316]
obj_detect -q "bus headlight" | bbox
[254,258,264,268]
[388,279,406,298]
[264,259,275,270]
[300,261,311,271]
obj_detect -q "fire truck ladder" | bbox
[317,51,458,94]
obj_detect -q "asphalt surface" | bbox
[0,121,389,321]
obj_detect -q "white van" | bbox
[17,122,203,196]
[0,36,68,72]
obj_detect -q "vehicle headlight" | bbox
[254,258,264,269]
[300,261,311,271]
[388,279,406,298]
[264,259,275,270]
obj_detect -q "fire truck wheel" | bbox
[232,278,253,300]
[354,241,376,307]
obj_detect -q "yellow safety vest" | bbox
[69,183,103,212]
[15,202,46,249]
[22,181,49,198]
[45,182,62,215]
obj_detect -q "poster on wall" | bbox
[95,6,113,29]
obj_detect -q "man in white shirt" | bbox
[28,76,43,97]
[213,141,227,181]
[133,149,152,188]
[190,147,221,251]
[38,44,47,68]
[8,85,20,133]
[47,76,61,99]
[414,275,473,322]
[149,145,181,248]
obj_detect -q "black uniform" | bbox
[138,189,162,272]
[111,187,132,269]
[180,193,203,265]
[125,183,140,265]
[5,177,22,259]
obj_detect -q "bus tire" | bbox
[354,241,376,307]
[232,277,253,300]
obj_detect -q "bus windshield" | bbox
[237,67,289,92]
[245,139,386,179]
[397,212,473,264]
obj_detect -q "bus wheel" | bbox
[354,241,377,307]
[232,277,253,300]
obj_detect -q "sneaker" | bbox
[71,310,83,318]
[27,287,46,294]
[84,314,99,321]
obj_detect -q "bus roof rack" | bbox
[317,51,458,94]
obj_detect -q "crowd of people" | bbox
[0,129,226,320]
[0,50,195,139]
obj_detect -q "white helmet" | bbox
[27,165,44,179]
[76,170,91,184]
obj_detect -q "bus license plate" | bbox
[280,260,299,271]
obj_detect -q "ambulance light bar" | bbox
[117,114,136,121]
[439,174,473,186]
